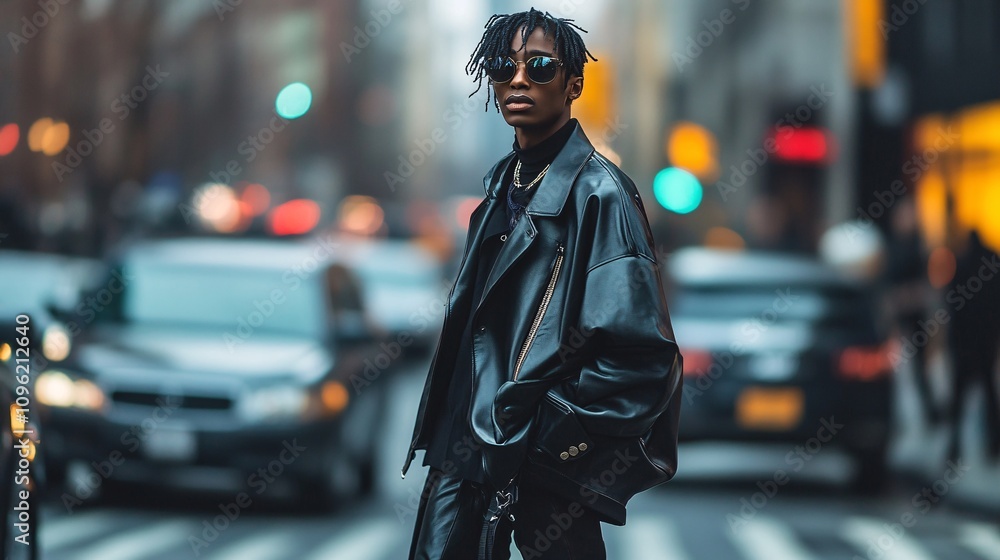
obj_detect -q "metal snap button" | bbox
[559,451,570,460]
[578,442,588,451]
[478,325,486,332]
[568,445,579,456]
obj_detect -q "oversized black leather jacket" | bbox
[401,122,684,525]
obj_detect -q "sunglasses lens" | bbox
[486,58,515,82]
[527,57,559,83]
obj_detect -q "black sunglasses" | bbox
[485,55,564,85]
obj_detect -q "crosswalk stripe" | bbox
[205,531,297,560]
[41,510,116,551]
[65,519,192,560]
[617,517,691,560]
[840,517,935,560]
[958,522,1000,560]
[728,517,818,560]
[301,518,399,560]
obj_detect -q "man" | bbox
[403,8,684,559]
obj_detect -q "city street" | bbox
[4,1,1000,559]
[37,365,1000,560]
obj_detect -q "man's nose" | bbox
[510,61,530,88]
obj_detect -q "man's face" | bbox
[492,25,582,130]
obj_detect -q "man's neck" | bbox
[514,113,572,150]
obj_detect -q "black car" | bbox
[37,237,388,509]
[666,248,893,491]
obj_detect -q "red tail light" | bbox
[682,348,714,377]
[837,342,894,381]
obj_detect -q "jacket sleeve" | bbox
[555,252,683,438]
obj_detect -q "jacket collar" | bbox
[484,120,595,218]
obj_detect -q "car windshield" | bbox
[121,261,324,337]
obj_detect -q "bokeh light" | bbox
[0,123,20,156]
[337,195,384,236]
[275,82,313,120]
[667,121,718,180]
[41,121,70,155]
[195,183,242,233]
[704,227,745,250]
[240,183,271,216]
[269,199,321,236]
[27,118,53,152]
[653,167,703,214]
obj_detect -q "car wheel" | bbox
[851,447,888,495]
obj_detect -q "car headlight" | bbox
[42,323,71,362]
[36,370,105,411]
[238,386,309,423]
[238,381,351,423]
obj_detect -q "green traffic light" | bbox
[653,167,702,214]
[276,82,313,120]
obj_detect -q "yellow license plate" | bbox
[736,387,804,430]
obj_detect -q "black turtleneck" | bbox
[504,118,578,230]
[421,117,578,485]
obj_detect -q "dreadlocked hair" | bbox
[466,7,598,111]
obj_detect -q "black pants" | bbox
[408,467,607,560]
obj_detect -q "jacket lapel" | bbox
[475,123,595,316]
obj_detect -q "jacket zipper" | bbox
[513,243,564,381]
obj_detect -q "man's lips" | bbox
[505,95,534,111]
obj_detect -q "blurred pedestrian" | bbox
[400,8,684,560]
[945,229,1000,463]
[885,196,939,424]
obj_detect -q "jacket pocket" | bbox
[513,242,565,381]
[531,388,593,463]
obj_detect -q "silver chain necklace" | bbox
[513,160,550,190]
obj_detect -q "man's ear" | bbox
[566,76,583,104]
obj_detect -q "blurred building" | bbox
[2,0,999,264]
